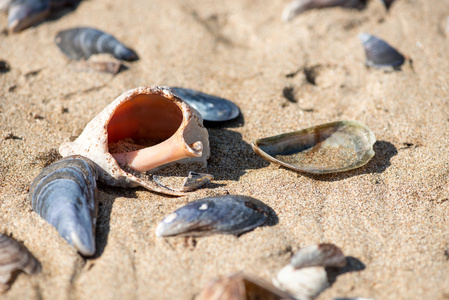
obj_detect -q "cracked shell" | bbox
[59,86,210,196]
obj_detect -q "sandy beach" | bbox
[1,0,449,299]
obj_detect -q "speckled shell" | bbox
[55,27,138,61]
[0,233,41,285]
[156,195,270,237]
[198,272,295,300]
[59,86,210,196]
[29,155,98,256]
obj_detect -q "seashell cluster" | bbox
[29,155,98,256]
[273,243,346,300]
[252,120,376,174]
[59,86,210,196]
[0,234,41,287]
[359,33,405,69]
[282,0,366,22]
[55,27,138,61]
[156,195,271,237]
[198,272,295,300]
[171,88,240,123]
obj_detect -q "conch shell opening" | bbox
[107,93,203,172]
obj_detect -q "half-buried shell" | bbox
[156,195,271,237]
[29,155,98,256]
[359,33,405,69]
[251,120,375,174]
[0,233,41,287]
[59,86,210,196]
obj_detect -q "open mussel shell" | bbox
[171,87,240,123]
[156,195,271,237]
[251,120,376,174]
[359,33,405,69]
[0,233,41,286]
[29,155,98,256]
[198,272,295,300]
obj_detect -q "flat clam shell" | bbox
[290,243,346,269]
[359,33,405,69]
[55,27,138,61]
[156,195,271,237]
[29,155,98,256]
[0,234,41,285]
[273,265,329,300]
[198,272,295,300]
[171,87,240,122]
[251,120,376,174]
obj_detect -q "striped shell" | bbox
[0,234,41,285]
[156,195,271,237]
[359,33,405,69]
[55,27,138,61]
[29,155,98,256]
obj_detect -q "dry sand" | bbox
[1,0,449,299]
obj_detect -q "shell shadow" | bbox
[295,140,397,182]
[207,128,270,181]
[326,256,366,285]
[93,183,138,258]
[203,112,245,128]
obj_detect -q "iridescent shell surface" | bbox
[156,195,271,237]
[29,155,98,256]
[251,120,376,174]
[0,234,41,285]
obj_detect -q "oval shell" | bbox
[55,27,138,61]
[29,155,98,256]
[251,120,376,174]
[359,33,405,69]
[156,195,271,237]
[59,86,210,196]
[0,233,41,285]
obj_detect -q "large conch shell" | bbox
[59,86,210,196]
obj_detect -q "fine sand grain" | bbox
[1,0,449,299]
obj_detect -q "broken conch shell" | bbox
[59,86,210,196]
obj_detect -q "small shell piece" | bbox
[359,33,405,69]
[59,86,210,196]
[198,272,295,300]
[156,195,270,237]
[29,155,98,256]
[0,233,41,285]
[273,265,329,300]
[55,27,138,61]
[171,87,240,123]
[8,0,51,33]
[153,171,214,192]
[282,0,365,22]
[291,243,346,269]
[252,120,376,174]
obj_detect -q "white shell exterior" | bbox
[273,265,329,300]
[59,86,210,196]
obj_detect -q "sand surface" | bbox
[1,0,449,299]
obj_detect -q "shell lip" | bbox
[252,120,376,174]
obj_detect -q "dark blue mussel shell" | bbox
[55,27,138,61]
[29,155,98,256]
[8,0,51,33]
[359,33,405,69]
[156,195,271,237]
[171,87,240,123]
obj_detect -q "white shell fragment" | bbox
[153,171,214,192]
[251,120,376,174]
[291,243,346,269]
[59,86,210,196]
[0,234,41,287]
[273,265,329,300]
[198,272,295,300]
